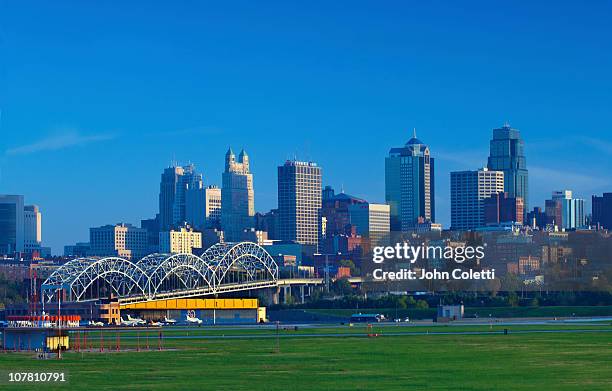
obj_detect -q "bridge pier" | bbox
[281,286,292,304]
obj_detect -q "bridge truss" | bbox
[41,242,279,303]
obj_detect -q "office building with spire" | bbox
[221,148,255,241]
[487,123,529,217]
[385,129,435,232]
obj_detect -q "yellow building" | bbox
[159,226,202,254]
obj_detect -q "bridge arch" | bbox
[142,253,216,298]
[42,242,279,303]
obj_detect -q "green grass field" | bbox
[1,324,611,390]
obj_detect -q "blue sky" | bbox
[1,1,611,253]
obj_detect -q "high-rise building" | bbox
[385,129,435,231]
[487,123,529,217]
[23,205,42,254]
[0,195,24,254]
[320,187,367,238]
[277,160,322,247]
[483,192,524,226]
[159,226,202,254]
[89,223,148,260]
[221,148,255,241]
[450,168,504,230]
[255,209,280,240]
[592,193,612,229]
[141,215,160,254]
[546,190,585,230]
[185,185,222,230]
[348,203,391,246]
[158,164,203,230]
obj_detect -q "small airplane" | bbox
[164,316,177,324]
[150,321,163,327]
[164,317,176,324]
[120,317,142,327]
[185,313,203,325]
[126,314,146,325]
[88,320,104,327]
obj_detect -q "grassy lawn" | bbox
[1,326,611,390]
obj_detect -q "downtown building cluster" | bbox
[2,123,612,287]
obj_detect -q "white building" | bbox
[159,226,202,254]
[221,148,255,241]
[89,223,148,260]
[451,168,505,230]
[277,160,322,247]
[23,205,42,254]
[348,202,391,245]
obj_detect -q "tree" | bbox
[415,299,429,309]
[501,273,522,292]
[397,295,408,309]
[508,292,519,307]
[331,278,353,296]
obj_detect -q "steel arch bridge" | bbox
[41,242,279,304]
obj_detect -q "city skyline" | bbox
[2,126,610,253]
[2,1,612,252]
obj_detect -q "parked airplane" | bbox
[164,317,177,324]
[88,320,104,327]
[126,314,146,325]
[120,317,142,327]
[150,321,163,327]
[185,312,203,325]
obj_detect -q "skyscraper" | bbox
[158,164,203,230]
[277,160,322,247]
[546,190,585,229]
[24,205,42,254]
[0,195,24,254]
[592,193,612,229]
[348,203,391,246]
[185,185,222,230]
[483,192,524,226]
[320,187,367,238]
[450,168,505,230]
[385,129,435,232]
[221,148,255,241]
[487,123,528,217]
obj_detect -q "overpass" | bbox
[41,242,334,306]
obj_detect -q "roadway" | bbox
[67,315,612,334]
